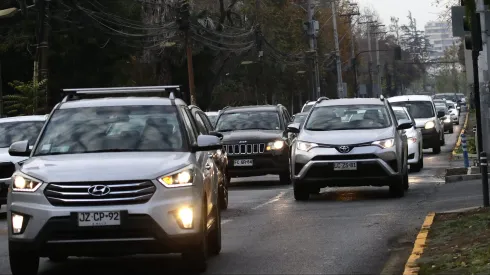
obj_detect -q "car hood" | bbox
[300,127,394,145]
[221,130,284,143]
[20,152,192,182]
[414,118,435,128]
[0,148,29,164]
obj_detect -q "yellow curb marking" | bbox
[452,112,470,156]
[403,212,435,275]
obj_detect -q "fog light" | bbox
[12,214,24,234]
[177,207,193,229]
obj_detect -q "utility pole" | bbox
[306,0,320,100]
[331,1,343,98]
[364,18,376,97]
[340,3,359,97]
[177,0,196,105]
[372,27,386,96]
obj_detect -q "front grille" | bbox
[0,162,15,179]
[223,143,266,155]
[311,154,378,161]
[44,180,156,207]
[304,163,388,179]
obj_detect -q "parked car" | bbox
[215,104,294,184]
[7,87,223,274]
[388,95,445,154]
[190,105,229,210]
[392,106,424,172]
[0,115,47,208]
[287,97,411,201]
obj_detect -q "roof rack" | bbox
[316,97,330,103]
[61,86,181,102]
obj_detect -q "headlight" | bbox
[296,141,318,152]
[158,166,194,188]
[267,140,285,151]
[12,174,42,192]
[424,121,435,129]
[372,138,395,149]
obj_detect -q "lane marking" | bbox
[221,219,233,225]
[251,191,287,210]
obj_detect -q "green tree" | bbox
[3,79,47,116]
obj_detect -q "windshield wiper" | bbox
[216,129,234,132]
[88,149,136,153]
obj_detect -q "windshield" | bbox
[293,114,307,124]
[34,105,186,156]
[0,121,45,148]
[393,109,409,121]
[207,115,217,126]
[390,101,435,119]
[302,104,314,113]
[215,111,280,131]
[305,105,391,131]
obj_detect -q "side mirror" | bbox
[397,119,413,130]
[437,110,445,118]
[457,106,461,110]
[9,140,31,157]
[194,135,222,151]
[287,123,300,134]
[209,131,223,140]
[291,115,295,121]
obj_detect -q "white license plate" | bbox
[234,159,253,167]
[333,162,357,171]
[78,211,121,227]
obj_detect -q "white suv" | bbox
[7,86,222,274]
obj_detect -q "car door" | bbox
[181,107,217,218]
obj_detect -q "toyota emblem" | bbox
[88,185,111,196]
[337,146,351,153]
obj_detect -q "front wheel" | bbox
[293,182,310,201]
[389,176,405,198]
[433,143,441,154]
[208,205,222,256]
[9,247,39,275]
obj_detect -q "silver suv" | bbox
[287,97,412,201]
[7,86,222,275]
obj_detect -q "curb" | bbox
[452,112,470,157]
[403,212,435,275]
[445,173,490,183]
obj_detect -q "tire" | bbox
[389,176,405,198]
[9,247,39,275]
[410,153,423,173]
[433,144,441,154]
[455,121,460,125]
[182,201,208,273]
[293,181,310,201]
[208,205,222,256]
[441,134,445,146]
[310,188,320,195]
[449,127,454,134]
[219,175,229,210]
[48,255,68,262]
[403,168,409,191]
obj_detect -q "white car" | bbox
[392,106,423,172]
[301,97,330,113]
[446,100,460,118]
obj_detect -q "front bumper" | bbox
[292,145,399,188]
[443,121,452,131]
[420,128,439,148]
[226,150,289,177]
[8,181,204,256]
[407,140,420,164]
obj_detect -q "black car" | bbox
[189,105,229,210]
[214,105,294,184]
[292,112,309,127]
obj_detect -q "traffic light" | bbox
[394,46,402,60]
[176,0,190,31]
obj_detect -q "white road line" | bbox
[221,219,233,225]
[251,191,287,210]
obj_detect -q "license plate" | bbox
[234,159,253,167]
[333,162,357,171]
[78,211,121,227]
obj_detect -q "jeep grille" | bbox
[223,143,266,155]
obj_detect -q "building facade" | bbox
[424,21,460,60]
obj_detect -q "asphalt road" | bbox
[0,113,482,275]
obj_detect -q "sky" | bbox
[356,0,446,30]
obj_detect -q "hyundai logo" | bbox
[337,146,351,153]
[88,185,111,196]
